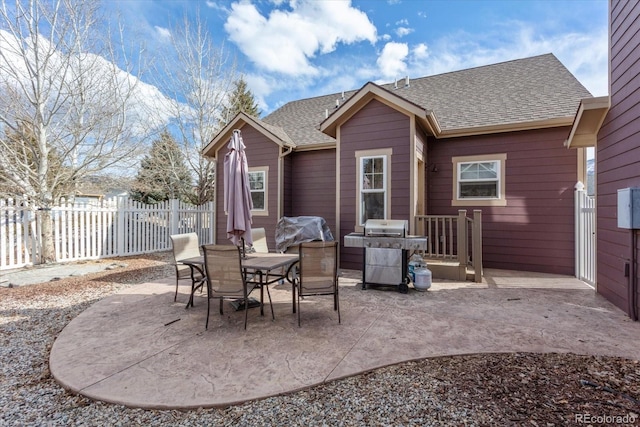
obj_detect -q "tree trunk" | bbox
[38,208,55,264]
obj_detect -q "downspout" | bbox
[211,156,219,245]
[278,145,294,219]
[630,230,638,321]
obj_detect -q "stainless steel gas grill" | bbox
[344,219,428,293]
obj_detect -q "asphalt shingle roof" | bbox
[262,53,592,147]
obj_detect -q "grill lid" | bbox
[364,219,408,237]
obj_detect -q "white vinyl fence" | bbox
[575,182,596,286]
[1,197,214,270]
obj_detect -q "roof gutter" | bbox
[279,144,293,158]
[436,116,574,139]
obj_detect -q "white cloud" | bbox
[377,42,408,79]
[154,26,171,40]
[404,21,608,96]
[412,43,429,60]
[396,27,413,37]
[224,0,377,76]
[389,20,413,38]
[244,73,272,113]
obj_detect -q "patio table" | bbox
[179,252,299,316]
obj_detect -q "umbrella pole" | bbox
[241,237,246,259]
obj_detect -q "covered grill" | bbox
[344,219,428,293]
[275,216,334,253]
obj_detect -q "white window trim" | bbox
[249,166,269,216]
[355,148,392,230]
[452,153,507,207]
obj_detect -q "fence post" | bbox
[456,210,467,279]
[575,182,584,279]
[208,201,215,244]
[169,199,179,237]
[456,210,467,262]
[472,209,483,283]
[117,196,126,256]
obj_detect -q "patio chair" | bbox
[251,227,269,253]
[170,233,203,303]
[201,244,260,330]
[295,241,340,327]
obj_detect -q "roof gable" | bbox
[319,82,441,138]
[202,112,295,159]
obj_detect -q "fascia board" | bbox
[320,82,437,137]
[564,96,610,148]
[202,113,293,159]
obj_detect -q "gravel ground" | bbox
[1,252,640,426]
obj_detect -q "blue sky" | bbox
[109,0,609,115]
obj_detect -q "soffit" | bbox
[564,96,610,148]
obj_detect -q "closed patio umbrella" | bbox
[224,129,253,248]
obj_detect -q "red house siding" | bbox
[215,125,281,250]
[339,99,412,270]
[595,0,640,318]
[287,150,337,236]
[428,127,577,275]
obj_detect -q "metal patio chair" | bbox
[201,244,259,330]
[169,233,203,303]
[295,241,340,326]
[251,227,270,253]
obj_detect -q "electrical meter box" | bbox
[617,188,640,229]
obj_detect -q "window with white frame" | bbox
[359,154,388,225]
[248,169,266,211]
[452,154,506,206]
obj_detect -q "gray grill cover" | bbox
[275,216,334,253]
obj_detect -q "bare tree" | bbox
[0,0,158,262]
[151,10,238,205]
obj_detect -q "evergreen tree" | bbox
[131,130,193,204]
[0,122,73,200]
[220,76,261,125]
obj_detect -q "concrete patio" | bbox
[49,269,640,410]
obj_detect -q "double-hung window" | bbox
[248,167,268,214]
[356,149,391,226]
[452,154,506,206]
